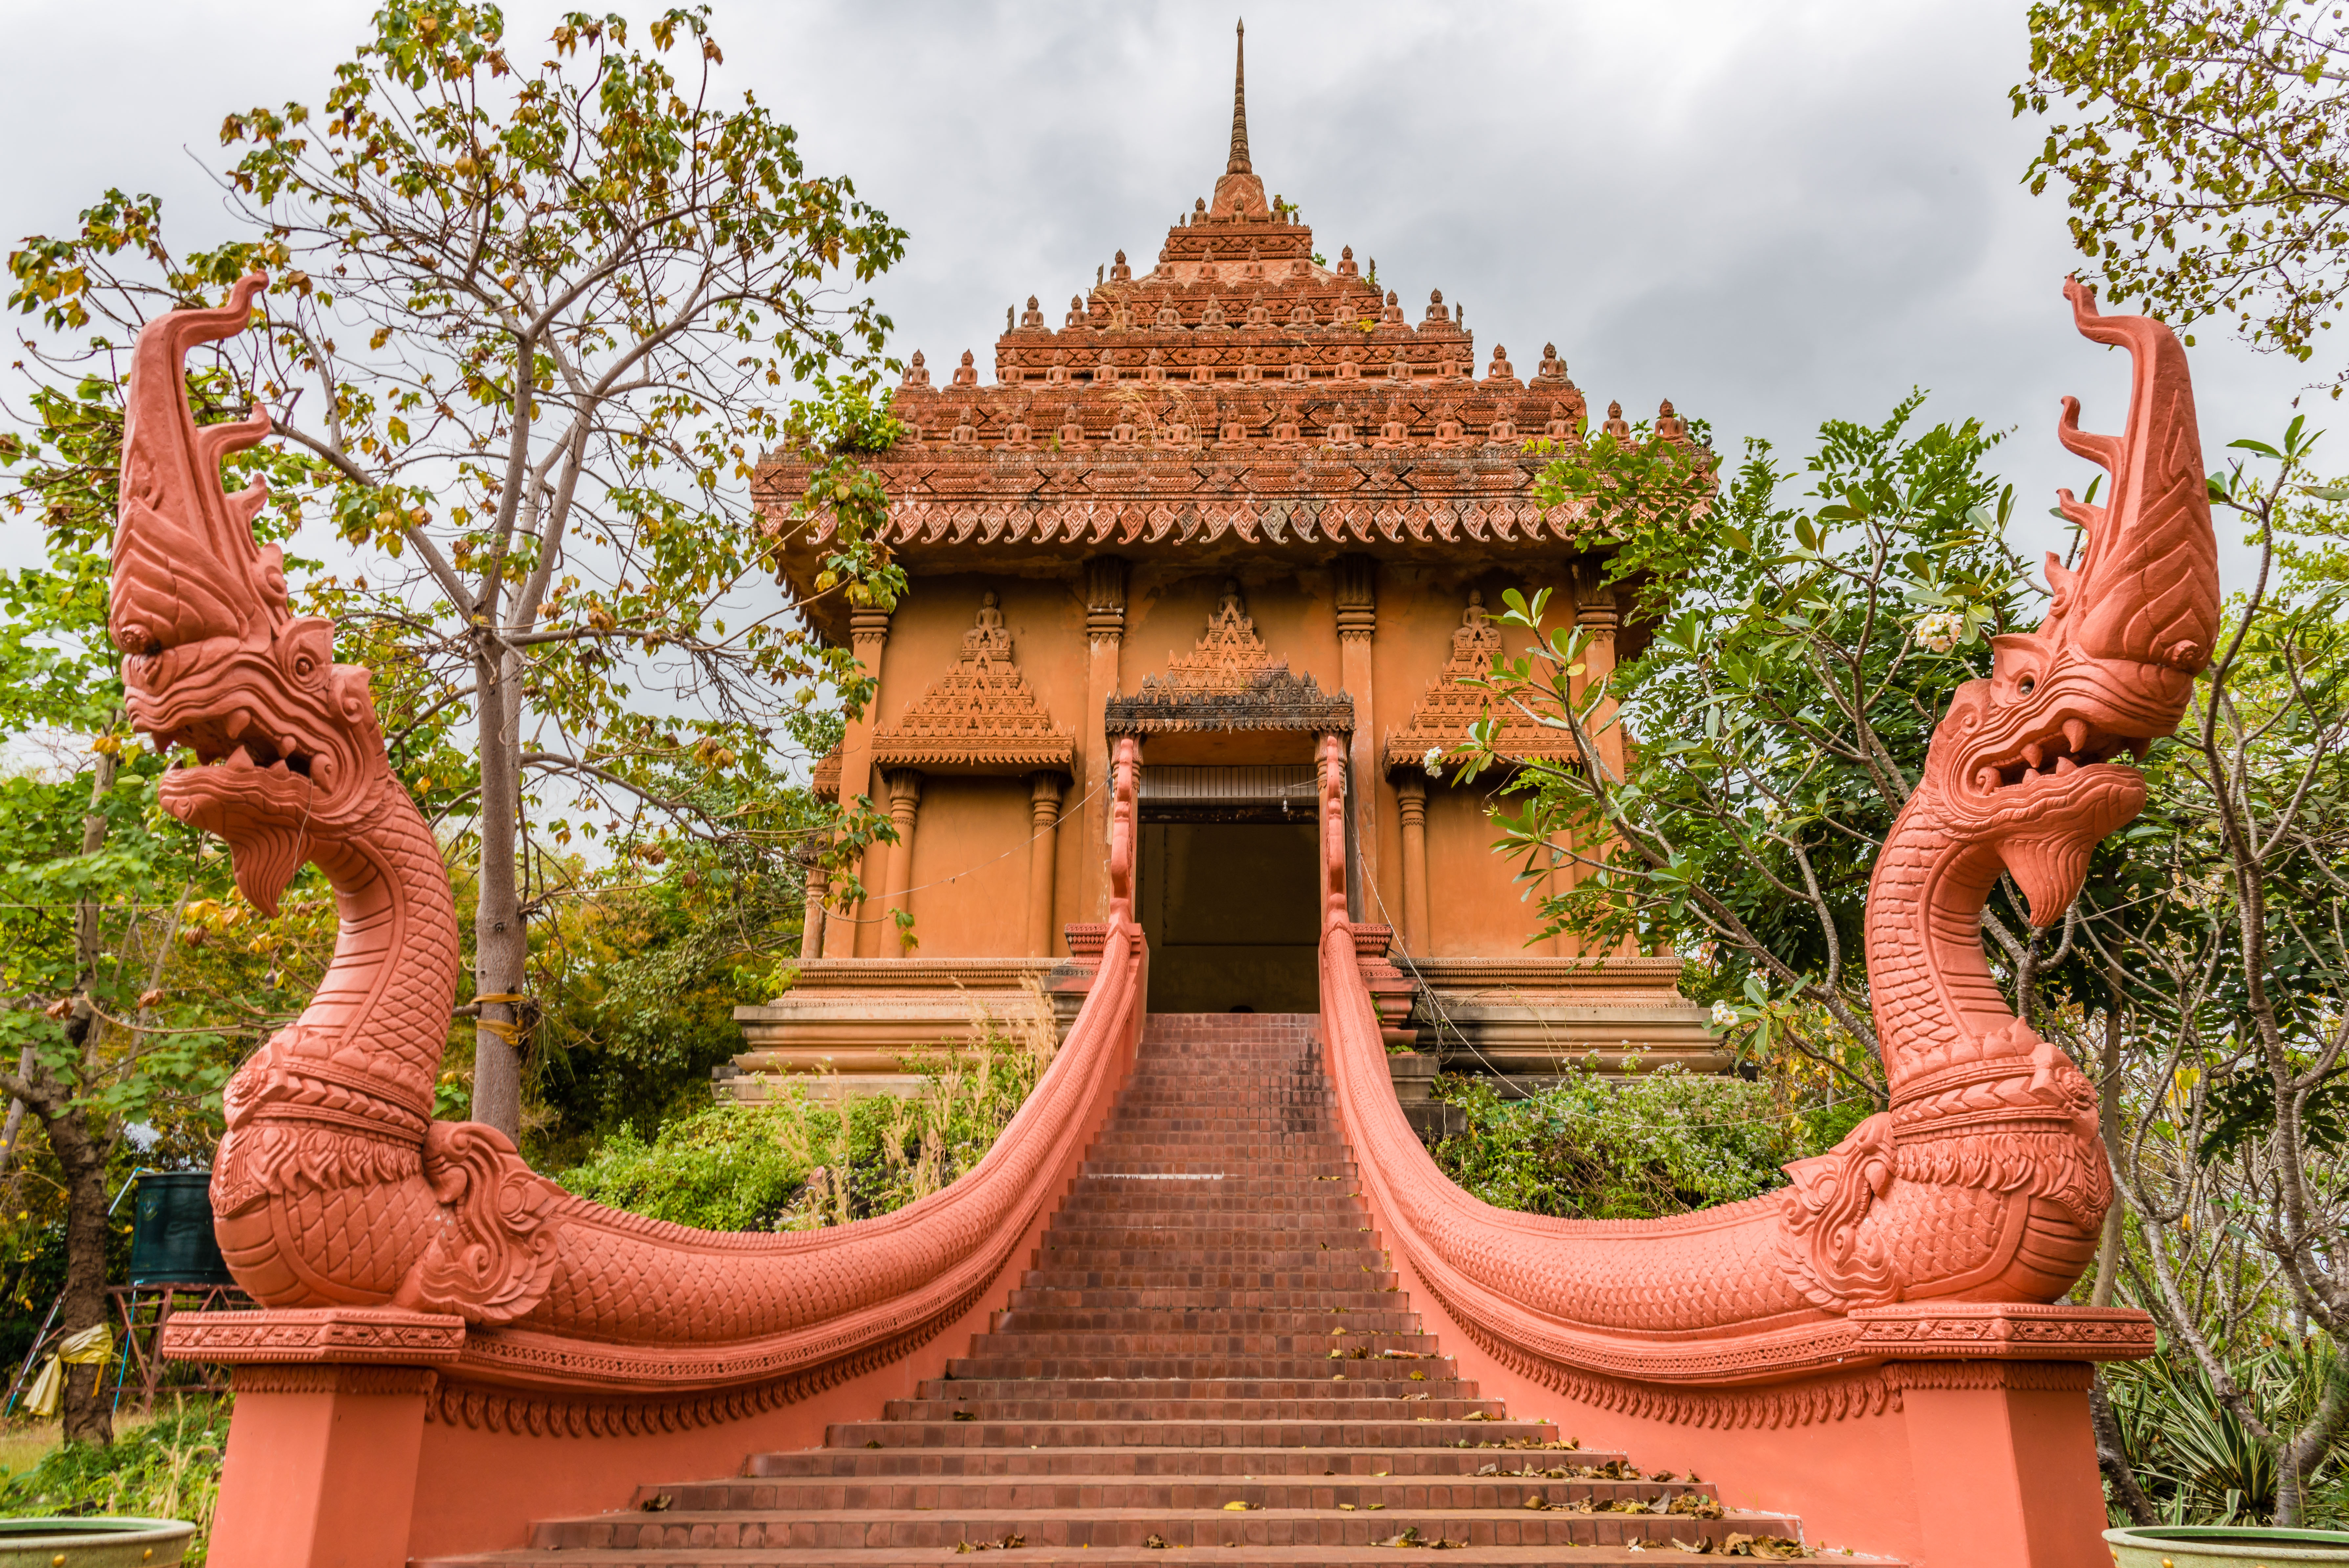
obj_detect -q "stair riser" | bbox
[617,1479,1716,1512]
[825,1422,1557,1448]
[536,1512,1782,1550]
[741,1447,1626,1480]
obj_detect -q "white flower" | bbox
[1709,1000,1739,1030]
[1422,745,1444,779]
[1916,610,1969,655]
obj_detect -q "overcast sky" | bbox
[0,0,2321,589]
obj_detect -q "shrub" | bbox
[556,1000,1054,1232]
[0,1397,228,1563]
[1428,1068,1822,1220]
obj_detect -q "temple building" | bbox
[728,26,1716,1107]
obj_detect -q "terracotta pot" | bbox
[0,1518,195,1567]
[2105,1525,2349,1566]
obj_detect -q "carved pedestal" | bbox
[162,1307,463,1568]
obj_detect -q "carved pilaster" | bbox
[1395,775,1429,955]
[1333,556,1377,920]
[1026,773,1066,959]
[882,770,924,952]
[829,604,894,958]
[1081,558,1127,921]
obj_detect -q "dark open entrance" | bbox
[1137,765,1323,1013]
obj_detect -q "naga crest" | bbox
[113,272,392,914]
[1924,279,2222,925]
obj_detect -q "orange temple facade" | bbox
[734,33,1714,1100]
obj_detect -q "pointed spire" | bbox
[1227,19,1252,175]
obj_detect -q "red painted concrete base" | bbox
[1385,1238,2113,1568]
[210,1365,438,1568]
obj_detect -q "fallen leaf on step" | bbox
[1374,1528,1421,1548]
[1222,1502,1258,1511]
[1460,1410,1488,1421]
[1143,1534,1170,1550]
[1522,1495,1548,1511]
[1473,1464,1499,1477]
[1671,1541,1715,1557]
[639,1493,673,1513]
[1338,1503,1355,1511]
[951,1410,977,1421]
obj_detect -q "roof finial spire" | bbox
[1227,19,1251,175]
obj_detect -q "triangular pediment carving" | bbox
[1107,581,1352,734]
[1383,591,1558,775]
[871,593,1074,773]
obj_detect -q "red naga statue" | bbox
[128,275,2200,1565]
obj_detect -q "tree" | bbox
[2015,0,2349,392]
[2077,421,2349,1525]
[1474,396,2349,1525]
[1469,399,2038,1111]
[10,1,909,1137]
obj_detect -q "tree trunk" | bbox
[469,642,525,1143]
[2091,966,2125,1308]
[2275,1348,2349,1527]
[40,1043,116,1446]
[2089,1374,2156,1525]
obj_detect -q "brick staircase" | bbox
[433,1014,1836,1565]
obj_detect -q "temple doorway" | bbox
[1135,765,1323,1013]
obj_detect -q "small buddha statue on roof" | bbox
[952,350,978,387]
[1485,344,1516,383]
[1425,289,1448,324]
[1537,342,1567,381]
[1156,302,1183,327]
[1021,295,1046,329]
[903,350,930,388]
[1111,249,1132,283]
[1065,294,1087,328]
[1200,296,1226,328]
[1381,290,1405,325]
[1337,245,1359,278]
[1603,400,1633,440]
[1656,399,1687,441]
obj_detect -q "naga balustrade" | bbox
[1312,278,2214,1568]
[132,283,1156,1566]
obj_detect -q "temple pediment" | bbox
[1107,582,1351,735]
[1383,591,1562,776]
[869,593,1074,773]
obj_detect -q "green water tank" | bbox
[127,1171,234,1287]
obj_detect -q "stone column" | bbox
[1395,774,1430,956]
[828,604,892,958]
[798,849,827,959]
[882,769,923,953]
[1334,556,1377,922]
[1573,571,1625,782]
[1571,568,1627,958]
[1079,557,1127,921]
[1026,773,1066,959]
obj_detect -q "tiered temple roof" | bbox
[757,22,1688,645]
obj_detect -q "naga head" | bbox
[1927,279,2221,925]
[112,273,394,914]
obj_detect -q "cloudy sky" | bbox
[0,0,2321,587]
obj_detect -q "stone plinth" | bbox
[1405,955,1723,1088]
[722,957,1088,1101]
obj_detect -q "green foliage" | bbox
[2015,0,2349,387]
[1427,1070,1820,1221]
[0,1398,229,1562]
[557,1026,1051,1230]
[2107,1344,2349,1526]
[1473,396,2032,1107]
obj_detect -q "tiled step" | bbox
[915,1379,1469,1402]
[596,1474,1711,1513]
[429,1549,1782,1566]
[742,1445,1623,1481]
[825,1420,1559,1449]
[515,1504,1794,1552]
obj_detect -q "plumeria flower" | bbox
[1423,745,1444,779]
[1916,610,1969,654]
[1709,1000,1739,1030]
